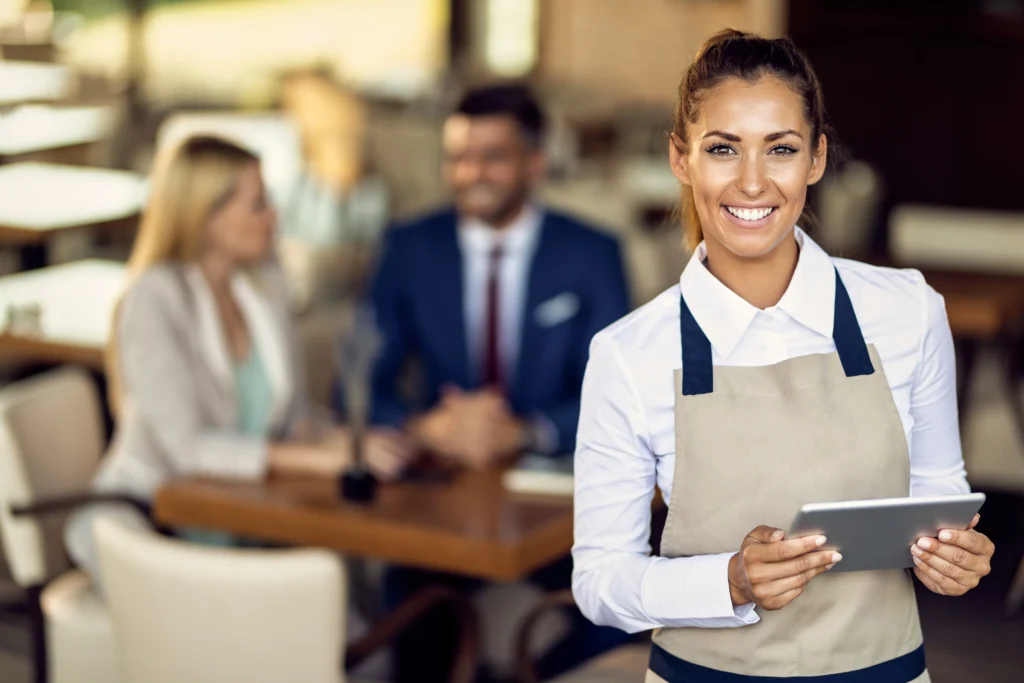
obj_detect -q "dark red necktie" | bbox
[483,244,503,389]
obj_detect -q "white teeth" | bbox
[726,206,774,221]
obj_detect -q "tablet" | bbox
[787,493,986,573]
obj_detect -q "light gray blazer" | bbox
[92,260,308,500]
[65,260,309,582]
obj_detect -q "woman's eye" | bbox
[769,145,798,155]
[706,144,736,156]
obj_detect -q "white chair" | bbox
[0,366,122,683]
[95,516,345,683]
[94,516,480,683]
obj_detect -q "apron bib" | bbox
[647,269,928,682]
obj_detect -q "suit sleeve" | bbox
[349,228,415,426]
[536,236,631,453]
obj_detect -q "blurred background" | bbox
[1,0,1023,681]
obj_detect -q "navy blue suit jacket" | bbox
[360,207,630,454]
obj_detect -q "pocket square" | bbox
[535,292,580,328]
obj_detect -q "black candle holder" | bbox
[339,466,378,503]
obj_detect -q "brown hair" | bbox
[673,29,831,249]
[107,136,259,415]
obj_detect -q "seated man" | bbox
[367,83,630,467]
[356,84,632,682]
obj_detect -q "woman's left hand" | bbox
[911,514,994,596]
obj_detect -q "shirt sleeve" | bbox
[572,335,759,633]
[908,280,969,497]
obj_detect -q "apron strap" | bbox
[679,267,874,396]
[831,268,874,379]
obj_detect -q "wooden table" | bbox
[0,61,71,105]
[0,163,145,269]
[154,468,574,582]
[0,259,127,368]
[909,267,1024,447]
[0,105,115,163]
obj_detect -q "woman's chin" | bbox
[711,225,794,261]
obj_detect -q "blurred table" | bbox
[0,104,115,163]
[154,468,574,581]
[0,162,145,269]
[0,259,126,368]
[910,268,1024,447]
[0,61,72,105]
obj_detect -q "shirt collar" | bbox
[678,227,836,357]
[457,203,543,257]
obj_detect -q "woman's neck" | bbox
[704,234,799,310]
[196,253,237,299]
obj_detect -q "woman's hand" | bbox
[362,428,415,481]
[728,526,842,610]
[911,513,994,596]
[268,442,351,478]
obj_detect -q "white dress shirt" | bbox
[458,204,543,382]
[572,228,968,634]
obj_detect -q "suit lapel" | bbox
[430,213,473,387]
[514,214,560,402]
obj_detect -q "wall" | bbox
[539,0,787,105]
[60,0,449,106]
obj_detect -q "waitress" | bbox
[572,30,995,682]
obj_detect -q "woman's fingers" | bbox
[759,585,808,611]
[744,534,827,567]
[912,555,969,596]
[913,537,990,579]
[746,549,841,582]
[751,561,836,606]
[913,565,946,596]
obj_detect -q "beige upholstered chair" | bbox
[0,367,121,683]
[95,516,480,683]
[95,516,346,683]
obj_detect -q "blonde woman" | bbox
[65,136,411,585]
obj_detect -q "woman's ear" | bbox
[669,133,692,186]
[807,133,828,186]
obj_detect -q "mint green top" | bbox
[233,346,274,438]
[179,347,273,548]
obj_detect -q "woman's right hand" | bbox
[268,429,415,481]
[728,526,842,610]
[268,442,351,478]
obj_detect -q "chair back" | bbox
[94,517,346,683]
[0,367,104,587]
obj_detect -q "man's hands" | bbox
[408,386,527,468]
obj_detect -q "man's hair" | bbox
[454,83,546,146]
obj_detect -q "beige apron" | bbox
[647,269,929,682]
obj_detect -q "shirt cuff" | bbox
[641,552,760,628]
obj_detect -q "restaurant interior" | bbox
[0,0,1022,681]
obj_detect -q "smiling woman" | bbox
[571,29,994,683]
